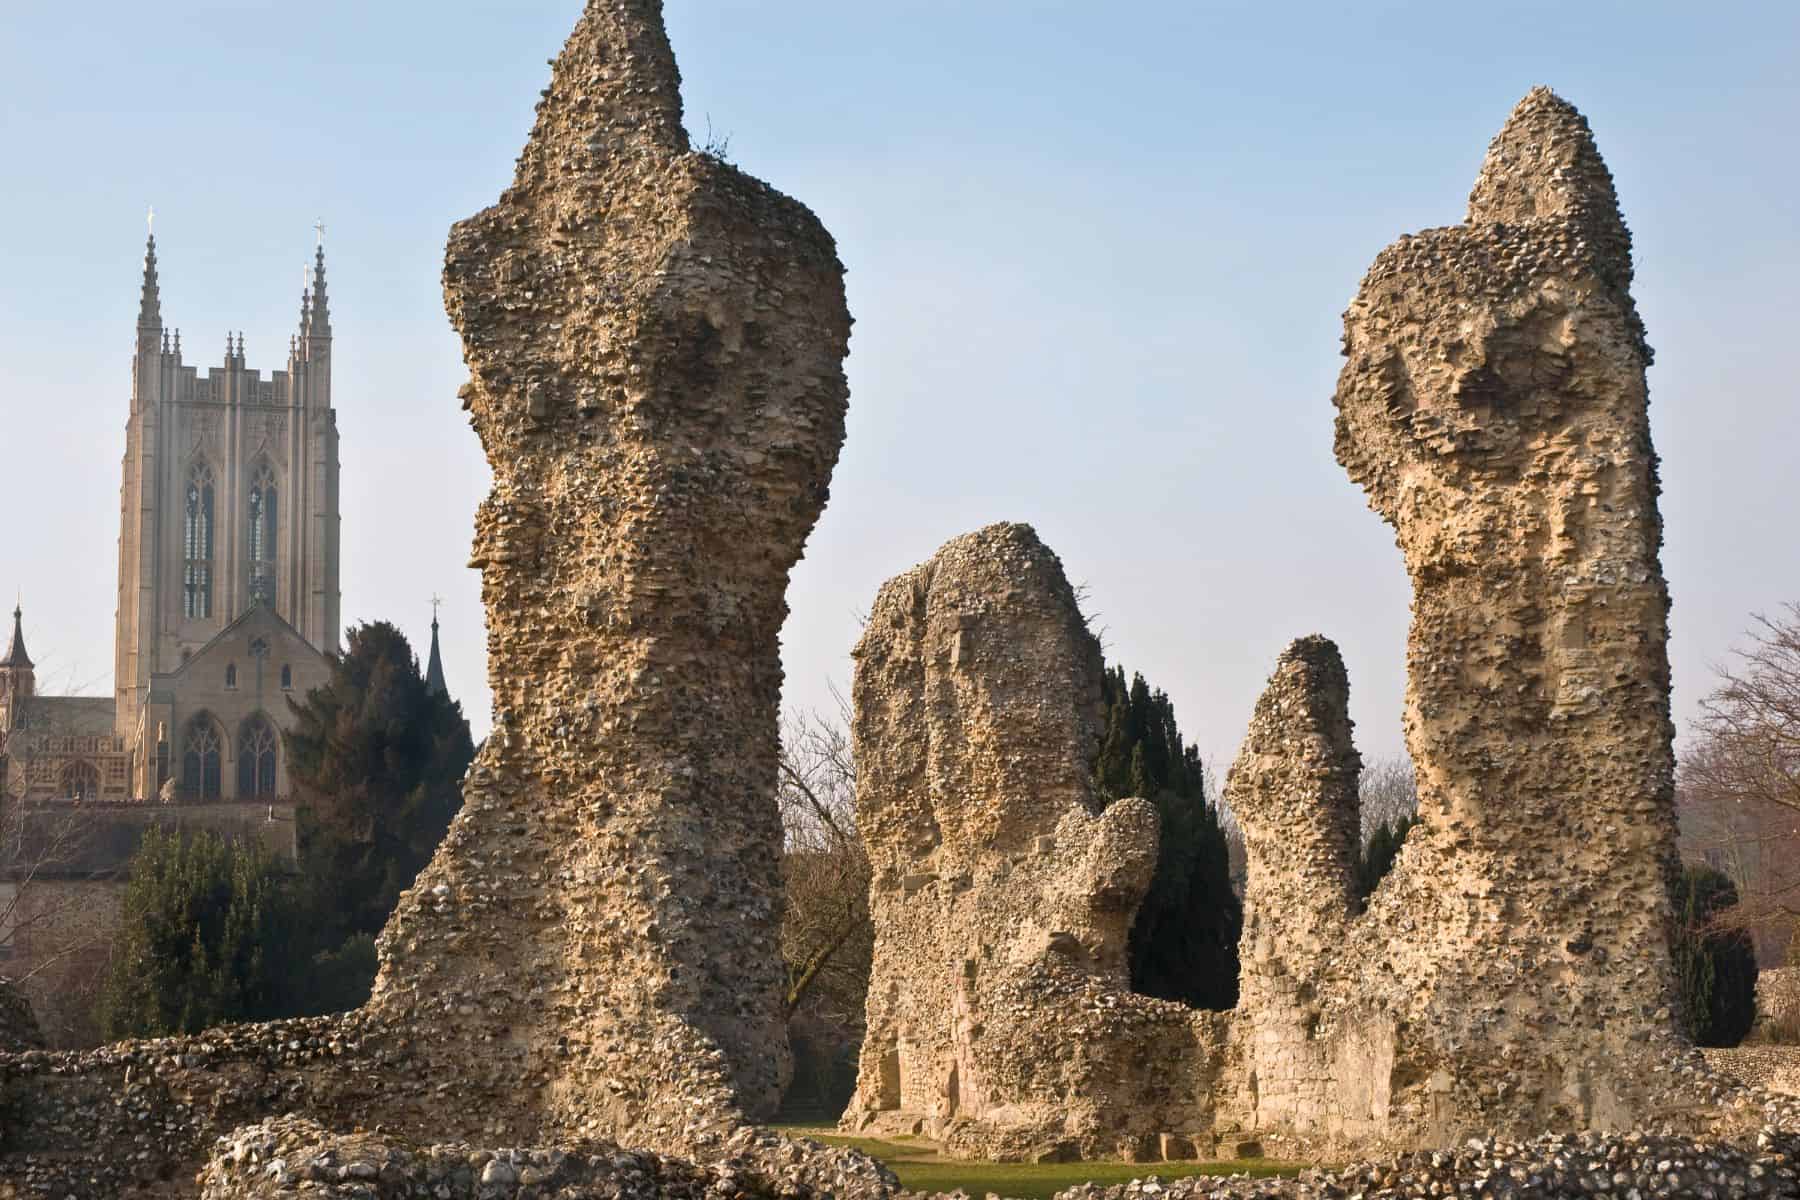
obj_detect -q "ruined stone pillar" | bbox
[1230,88,1687,1148]
[843,523,1225,1160]
[366,0,851,1152]
[1225,637,1365,1133]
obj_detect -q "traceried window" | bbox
[184,462,215,619]
[237,715,278,798]
[181,714,222,799]
[248,462,278,609]
[60,759,100,801]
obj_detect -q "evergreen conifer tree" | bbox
[285,621,475,949]
[1672,865,1758,1047]
[1352,812,1419,906]
[1093,665,1240,1009]
[97,827,297,1038]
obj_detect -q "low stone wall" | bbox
[0,1015,897,1198]
[196,1116,895,1200]
[1758,968,1800,1034]
[1052,1129,1800,1200]
[1704,1047,1800,1097]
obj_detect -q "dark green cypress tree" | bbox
[1093,666,1241,1010]
[285,621,475,946]
[1672,865,1757,1047]
[1352,812,1418,906]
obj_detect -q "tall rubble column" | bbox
[1225,636,1363,1135]
[366,0,851,1153]
[1249,85,1689,1146]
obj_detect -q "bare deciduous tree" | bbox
[1680,604,1800,964]
[777,696,871,1024]
[1359,752,1419,841]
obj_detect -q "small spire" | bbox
[162,329,170,354]
[424,596,448,697]
[2,603,34,670]
[138,224,163,331]
[308,237,332,339]
[173,328,182,359]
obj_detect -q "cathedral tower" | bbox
[113,231,342,746]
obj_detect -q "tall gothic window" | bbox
[181,714,222,799]
[184,462,215,619]
[237,715,278,798]
[248,463,278,608]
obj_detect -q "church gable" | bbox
[165,604,327,700]
[140,606,334,803]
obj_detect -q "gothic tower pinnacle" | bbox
[307,241,332,341]
[137,230,162,334]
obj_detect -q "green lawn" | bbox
[774,1128,1307,1200]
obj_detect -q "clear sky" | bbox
[0,2,1795,773]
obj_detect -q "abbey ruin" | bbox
[0,3,1796,1198]
[839,88,1799,1164]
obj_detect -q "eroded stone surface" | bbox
[1223,637,1368,1139]
[0,0,855,1191]
[196,1115,897,1200]
[1227,88,1691,1147]
[841,523,1227,1160]
[365,0,851,1151]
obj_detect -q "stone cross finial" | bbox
[314,218,326,247]
[146,205,155,235]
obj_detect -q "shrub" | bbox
[1672,865,1758,1047]
[96,827,297,1039]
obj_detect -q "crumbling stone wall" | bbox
[1756,968,1800,1036]
[364,0,851,1152]
[841,523,1228,1161]
[1226,88,1692,1147]
[1,0,857,1191]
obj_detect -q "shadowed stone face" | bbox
[366,0,852,1151]
[842,523,1226,1160]
[1228,88,1688,1148]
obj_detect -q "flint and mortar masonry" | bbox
[2,0,859,1192]
[1226,87,1706,1149]
[365,0,851,1153]
[841,523,1228,1160]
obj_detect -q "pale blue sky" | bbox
[0,2,1795,770]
